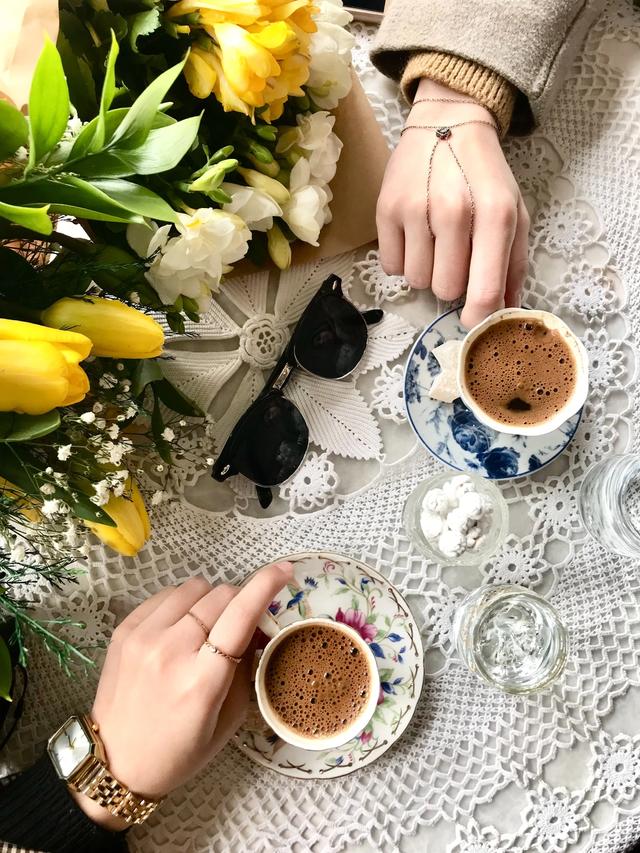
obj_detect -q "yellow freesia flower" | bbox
[0,319,91,415]
[185,47,218,99]
[167,0,268,26]
[264,0,317,33]
[212,22,280,96]
[85,478,151,557]
[41,296,164,360]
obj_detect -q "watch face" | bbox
[48,716,93,780]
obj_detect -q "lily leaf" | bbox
[70,107,175,162]
[89,180,178,223]
[109,58,186,149]
[27,36,69,169]
[0,200,51,235]
[0,636,12,702]
[151,392,172,464]
[57,32,97,121]
[0,411,61,442]
[0,101,28,160]
[94,32,120,151]
[132,359,164,397]
[75,116,202,179]
[155,379,203,417]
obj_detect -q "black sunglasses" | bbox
[211,274,383,508]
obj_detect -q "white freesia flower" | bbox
[315,0,352,26]
[281,158,330,246]
[127,209,251,311]
[289,111,343,185]
[307,19,354,110]
[221,182,282,231]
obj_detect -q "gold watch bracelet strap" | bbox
[73,757,163,825]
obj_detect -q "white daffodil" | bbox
[281,158,330,246]
[221,182,282,232]
[307,21,354,110]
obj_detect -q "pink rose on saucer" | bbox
[335,607,377,643]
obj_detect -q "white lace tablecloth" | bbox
[4,3,640,852]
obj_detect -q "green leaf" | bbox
[0,411,61,442]
[0,200,51,235]
[75,115,202,179]
[70,107,175,161]
[0,636,12,702]
[1,177,144,225]
[129,8,161,52]
[72,493,116,527]
[132,359,164,397]
[93,32,120,152]
[0,101,28,160]
[57,32,97,121]
[154,378,203,417]
[89,180,178,223]
[109,58,186,149]
[27,36,70,169]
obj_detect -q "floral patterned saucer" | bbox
[235,552,423,779]
[404,307,582,479]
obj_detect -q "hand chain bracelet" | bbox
[401,98,498,238]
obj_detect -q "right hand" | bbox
[77,562,294,828]
[376,78,530,329]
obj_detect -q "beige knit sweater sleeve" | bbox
[371,0,606,134]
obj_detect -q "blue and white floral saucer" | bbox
[404,307,582,479]
[235,552,423,779]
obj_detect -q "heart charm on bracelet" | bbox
[435,126,451,140]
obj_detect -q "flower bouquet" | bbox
[0,0,356,684]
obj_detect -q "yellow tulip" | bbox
[41,296,164,360]
[0,319,92,414]
[85,479,151,557]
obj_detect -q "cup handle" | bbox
[256,610,281,639]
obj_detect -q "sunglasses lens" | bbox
[294,293,367,379]
[226,393,308,487]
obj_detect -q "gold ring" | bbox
[186,610,210,639]
[202,640,241,665]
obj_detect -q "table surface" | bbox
[3,4,640,853]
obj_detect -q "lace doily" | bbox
[3,3,640,852]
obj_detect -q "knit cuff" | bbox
[401,51,516,138]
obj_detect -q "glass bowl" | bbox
[403,471,509,567]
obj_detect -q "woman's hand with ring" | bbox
[376,79,530,328]
[76,562,294,829]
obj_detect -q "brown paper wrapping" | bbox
[0,0,59,108]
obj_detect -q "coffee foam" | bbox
[264,624,371,738]
[464,318,577,427]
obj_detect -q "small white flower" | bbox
[125,406,138,419]
[129,291,140,304]
[42,499,61,518]
[221,182,282,232]
[151,491,166,506]
[64,527,80,548]
[206,457,215,465]
[116,363,125,371]
[107,444,127,465]
[80,412,96,424]
[92,403,104,413]
[45,466,53,475]
[120,380,131,392]
[78,542,92,558]
[112,482,126,497]
[14,145,28,163]
[156,464,164,472]
[40,483,56,495]
[179,420,187,427]
[116,415,125,422]
[53,472,68,487]
[115,469,129,481]
[99,374,117,390]
[57,444,73,461]
[107,424,120,440]
[95,419,107,430]
[10,542,26,562]
[161,427,175,442]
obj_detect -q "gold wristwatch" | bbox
[47,714,163,825]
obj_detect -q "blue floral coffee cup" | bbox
[457,308,589,437]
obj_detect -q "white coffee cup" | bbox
[457,308,589,437]
[255,614,380,751]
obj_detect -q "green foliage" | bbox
[0,412,61,442]
[0,102,28,160]
[0,635,12,701]
[27,36,70,171]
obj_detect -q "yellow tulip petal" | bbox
[86,479,149,556]
[0,340,70,415]
[130,480,151,541]
[0,318,92,361]
[42,296,164,360]
[62,363,90,406]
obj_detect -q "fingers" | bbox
[208,654,253,754]
[430,197,471,301]
[173,584,239,651]
[377,213,404,277]
[403,216,434,290]
[505,196,530,308]
[139,576,213,632]
[461,193,518,328]
[197,561,293,678]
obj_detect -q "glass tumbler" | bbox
[452,584,568,694]
[579,454,640,558]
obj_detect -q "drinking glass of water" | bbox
[452,584,568,694]
[579,454,640,558]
